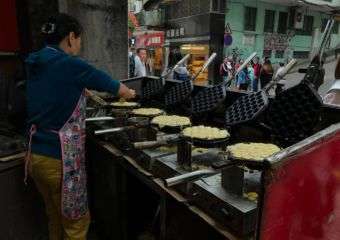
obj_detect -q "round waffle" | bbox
[111,101,139,108]
[182,126,230,140]
[151,115,191,127]
[227,143,280,161]
[132,108,164,117]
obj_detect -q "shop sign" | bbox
[175,29,180,37]
[136,32,165,48]
[171,29,175,37]
[180,27,185,36]
[167,27,185,39]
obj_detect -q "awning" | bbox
[260,0,340,12]
[300,0,340,12]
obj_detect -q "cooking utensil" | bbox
[180,134,229,149]
[164,53,217,106]
[191,53,217,81]
[225,59,297,126]
[151,124,190,134]
[301,19,334,90]
[164,79,193,106]
[133,134,180,149]
[142,55,191,100]
[131,108,165,118]
[150,116,191,134]
[142,78,165,99]
[133,125,230,150]
[110,102,141,109]
[162,54,191,79]
[191,84,227,114]
[191,53,259,116]
[164,142,276,187]
[86,89,108,106]
[94,117,149,135]
[211,150,271,171]
[265,81,323,145]
[164,169,217,187]
[85,116,115,122]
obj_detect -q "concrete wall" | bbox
[59,0,128,79]
[23,0,59,52]
[224,0,340,63]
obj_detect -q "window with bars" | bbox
[210,0,226,13]
[263,50,272,58]
[277,12,288,34]
[275,50,284,59]
[244,7,257,31]
[264,10,275,33]
[293,51,309,59]
[321,18,339,34]
[296,16,314,35]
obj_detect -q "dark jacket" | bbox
[26,46,120,159]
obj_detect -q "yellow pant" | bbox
[30,154,91,240]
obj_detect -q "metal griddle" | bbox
[266,81,323,146]
[142,78,165,99]
[225,91,269,126]
[164,53,217,107]
[191,84,227,115]
[225,59,297,127]
[164,79,193,106]
[152,149,261,236]
[264,19,335,146]
[142,54,191,100]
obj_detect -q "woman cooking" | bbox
[25,14,135,240]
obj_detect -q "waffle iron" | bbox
[191,84,227,115]
[164,53,217,107]
[225,91,268,126]
[164,79,193,106]
[265,81,323,145]
[225,59,297,127]
[142,77,164,99]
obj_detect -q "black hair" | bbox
[136,48,147,54]
[279,62,284,67]
[41,13,83,45]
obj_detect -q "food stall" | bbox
[134,30,165,76]
[85,22,340,238]
[84,39,340,238]
[180,44,210,86]
[1,5,340,238]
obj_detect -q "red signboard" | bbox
[135,32,164,48]
[0,0,20,52]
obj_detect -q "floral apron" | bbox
[25,91,88,220]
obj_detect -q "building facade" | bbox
[224,0,340,63]
[133,0,227,84]
[162,0,226,84]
